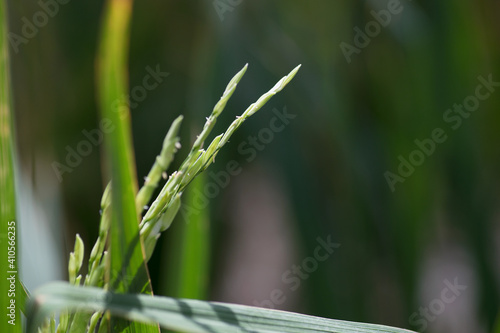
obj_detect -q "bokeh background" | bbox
[7,0,500,332]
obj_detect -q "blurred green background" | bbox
[7,0,499,332]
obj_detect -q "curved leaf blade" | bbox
[28,282,416,333]
[96,0,158,331]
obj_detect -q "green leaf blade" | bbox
[28,282,416,333]
[96,0,158,332]
[97,0,148,296]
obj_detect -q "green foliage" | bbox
[1,0,416,332]
[22,58,416,332]
[28,282,416,333]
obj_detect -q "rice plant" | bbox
[0,0,417,332]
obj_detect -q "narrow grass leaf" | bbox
[96,0,158,331]
[27,282,416,333]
